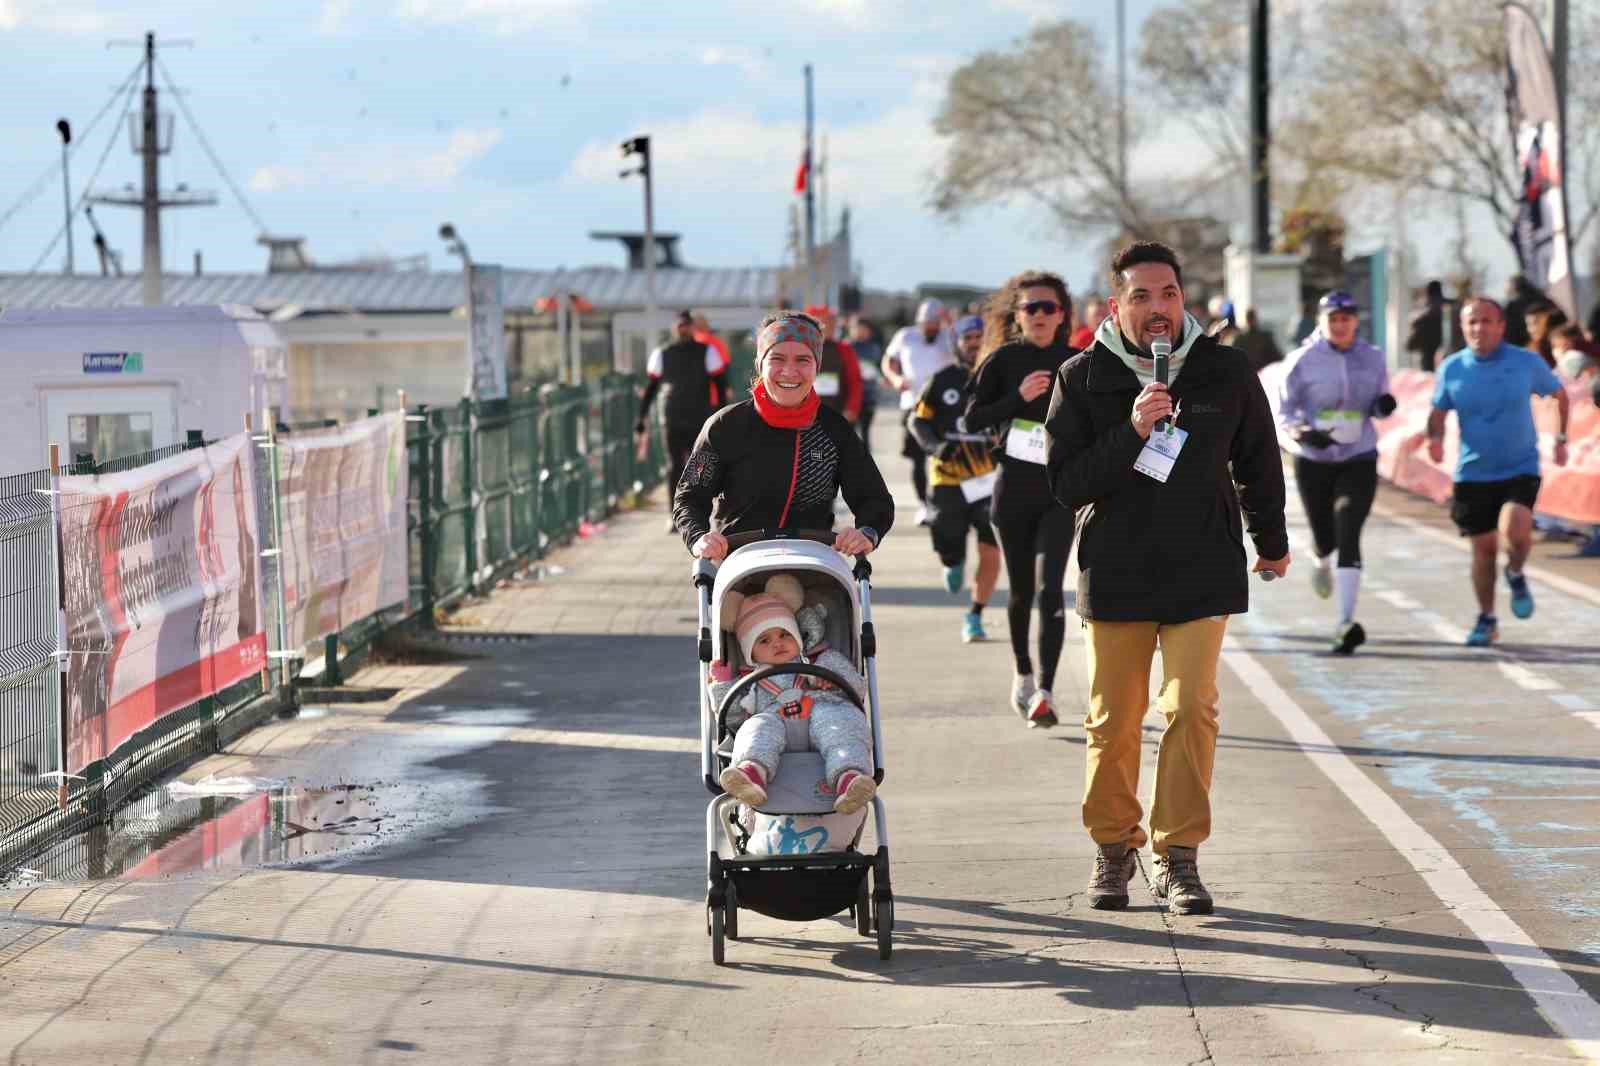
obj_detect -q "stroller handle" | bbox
[714,662,868,743]
[717,529,874,579]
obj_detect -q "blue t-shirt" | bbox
[1431,343,1562,482]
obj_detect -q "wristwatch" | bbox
[857,526,880,547]
[1556,433,1568,444]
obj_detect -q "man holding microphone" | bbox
[1045,241,1289,915]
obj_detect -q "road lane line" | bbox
[1374,502,1600,611]
[1576,712,1600,733]
[1375,589,1424,611]
[1497,662,1563,692]
[1222,641,1600,1060]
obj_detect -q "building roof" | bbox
[0,265,781,315]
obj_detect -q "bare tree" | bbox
[1282,0,1600,255]
[931,20,1153,236]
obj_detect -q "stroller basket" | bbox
[727,853,871,922]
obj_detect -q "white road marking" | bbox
[1374,502,1600,611]
[1496,661,1563,692]
[1223,642,1600,1060]
[1576,712,1600,733]
[1375,589,1424,611]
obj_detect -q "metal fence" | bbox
[3,373,662,868]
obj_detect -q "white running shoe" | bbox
[915,504,932,527]
[1011,673,1036,719]
[1311,563,1333,600]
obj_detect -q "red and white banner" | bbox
[60,434,267,774]
[277,411,409,648]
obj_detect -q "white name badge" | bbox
[1005,419,1049,464]
[815,372,841,397]
[1314,408,1363,444]
[1134,423,1188,483]
[959,470,998,503]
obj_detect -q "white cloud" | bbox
[391,0,591,34]
[0,0,116,33]
[699,46,768,80]
[317,0,356,34]
[249,128,504,193]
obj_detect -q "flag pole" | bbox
[804,63,816,306]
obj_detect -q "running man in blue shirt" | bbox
[1428,297,1571,646]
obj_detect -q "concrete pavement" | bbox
[1,423,1598,1064]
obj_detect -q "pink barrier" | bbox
[1259,364,1600,525]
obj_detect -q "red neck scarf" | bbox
[751,380,819,429]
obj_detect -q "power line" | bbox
[156,56,269,236]
[27,72,145,275]
[0,58,145,239]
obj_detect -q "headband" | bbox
[757,316,823,362]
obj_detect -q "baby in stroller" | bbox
[709,575,877,816]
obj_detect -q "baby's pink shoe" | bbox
[833,770,876,815]
[719,761,767,806]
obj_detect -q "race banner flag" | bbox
[1504,3,1577,320]
[60,435,267,775]
[277,411,409,649]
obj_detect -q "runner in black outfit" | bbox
[964,271,1078,729]
[638,310,730,529]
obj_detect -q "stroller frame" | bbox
[693,532,893,965]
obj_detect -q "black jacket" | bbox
[673,399,895,550]
[964,339,1077,471]
[1044,334,1287,624]
[909,363,995,486]
[639,339,727,428]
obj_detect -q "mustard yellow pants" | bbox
[1082,617,1228,856]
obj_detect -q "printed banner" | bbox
[60,434,267,775]
[468,263,507,400]
[1505,4,1578,320]
[277,411,409,649]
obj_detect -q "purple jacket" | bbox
[1277,332,1391,463]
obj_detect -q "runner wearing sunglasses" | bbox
[964,270,1079,728]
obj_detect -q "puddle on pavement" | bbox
[4,780,408,885]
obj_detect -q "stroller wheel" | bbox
[725,881,740,941]
[710,904,726,965]
[875,897,893,961]
[855,875,872,936]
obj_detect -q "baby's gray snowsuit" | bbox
[711,648,871,792]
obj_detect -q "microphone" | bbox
[1151,336,1172,430]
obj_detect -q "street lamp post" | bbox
[56,119,74,275]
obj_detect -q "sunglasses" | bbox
[1018,300,1062,317]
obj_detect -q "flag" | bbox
[1504,3,1576,319]
[794,147,809,194]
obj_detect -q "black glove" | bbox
[1296,427,1336,449]
[633,420,647,435]
[1370,393,1397,418]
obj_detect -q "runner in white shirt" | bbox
[884,298,957,525]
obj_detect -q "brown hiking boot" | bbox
[1151,845,1214,915]
[1087,842,1137,910]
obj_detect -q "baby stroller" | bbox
[693,530,892,965]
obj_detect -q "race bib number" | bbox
[1134,423,1188,483]
[959,470,998,503]
[1314,408,1363,445]
[815,372,841,397]
[1004,419,1048,465]
[899,390,917,410]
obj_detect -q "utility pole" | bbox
[1249,0,1270,253]
[1551,0,1568,136]
[1116,0,1128,205]
[621,135,657,360]
[56,120,74,275]
[139,33,161,304]
[92,32,214,306]
[804,64,816,305]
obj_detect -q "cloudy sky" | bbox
[0,0,1527,295]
